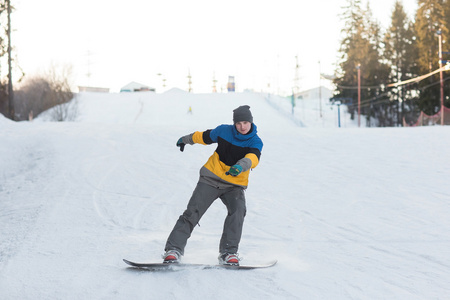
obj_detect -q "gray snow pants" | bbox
[165,182,246,255]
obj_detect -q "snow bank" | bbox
[0,112,12,124]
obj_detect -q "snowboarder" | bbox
[163,105,263,266]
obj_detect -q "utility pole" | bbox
[293,56,302,117]
[357,64,361,127]
[86,50,93,86]
[157,73,166,92]
[212,72,217,93]
[437,30,444,125]
[293,56,300,95]
[318,61,322,118]
[7,0,14,120]
[187,69,192,93]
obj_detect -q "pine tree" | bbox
[445,0,450,37]
[443,0,450,109]
[334,0,389,125]
[383,0,418,125]
[414,0,448,114]
[0,3,9,117]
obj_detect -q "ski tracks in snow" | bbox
[80,129,173,231]
[0,128,56,265]
[80,125,199,250]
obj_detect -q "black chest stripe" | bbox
[216,137,261,166]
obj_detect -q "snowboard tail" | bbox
[123,259,277,270]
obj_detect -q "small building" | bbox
[120,81,155,92]
[78,86,110,93]
[296,86,332,101]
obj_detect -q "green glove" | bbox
[226,164,243,176]
[176,138,185,152]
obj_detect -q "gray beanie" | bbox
[233,105,253,123]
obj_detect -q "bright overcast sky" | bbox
[11,0,418,94]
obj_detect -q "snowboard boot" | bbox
[162,250,181,264]
[218,253,240,266]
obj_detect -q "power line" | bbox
[345,76,450,109]
[336,64,450,91]
[387,65,450,88]
[337,84,382,89]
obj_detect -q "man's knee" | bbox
[181,209,199,230]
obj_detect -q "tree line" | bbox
[333,0,450,126]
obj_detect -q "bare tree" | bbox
[45,64,76,121]
[14,64,77,121]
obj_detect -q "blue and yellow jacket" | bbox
[187,124,263,188]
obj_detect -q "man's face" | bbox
[235,121,251,135]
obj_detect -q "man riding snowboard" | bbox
[163,105,263,266]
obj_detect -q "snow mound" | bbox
[0,112,12,123]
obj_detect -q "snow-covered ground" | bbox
[1,91,449,299]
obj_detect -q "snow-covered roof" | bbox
[120,81,155,92]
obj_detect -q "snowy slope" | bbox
[1,91,449,299]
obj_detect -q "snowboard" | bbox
[123,259,277,271]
